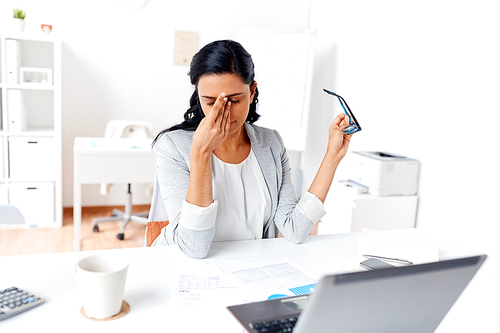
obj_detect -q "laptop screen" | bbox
[294,255,486,333]
[228,255,486,333]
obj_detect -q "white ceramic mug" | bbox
[75,253,129,319]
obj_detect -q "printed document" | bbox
[172,258,318,310]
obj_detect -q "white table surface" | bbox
[73,137,156,251]
[1,233,499,332]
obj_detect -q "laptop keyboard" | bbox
[250,315,298,332]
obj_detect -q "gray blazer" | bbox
[153,123,323,258]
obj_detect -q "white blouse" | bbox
[210,149,272,242]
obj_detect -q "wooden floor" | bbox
[0,205,149,256]
[0,205,319,256]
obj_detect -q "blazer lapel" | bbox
[253,146,277,200]
[245,124,278,212]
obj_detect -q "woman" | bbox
[152,40,353,258]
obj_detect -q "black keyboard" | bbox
[250,315,299,332]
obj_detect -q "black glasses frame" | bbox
[323,89,361,134]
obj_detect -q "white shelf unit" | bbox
[0,33,62,229]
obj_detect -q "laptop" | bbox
[227,255,486,333]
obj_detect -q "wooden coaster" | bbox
[80,300,130,321]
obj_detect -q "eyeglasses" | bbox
[323,89,361,135]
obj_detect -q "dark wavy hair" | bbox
[153,40,260,145]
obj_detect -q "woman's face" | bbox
[197,73,256,136]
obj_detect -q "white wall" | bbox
[306,0,500,252]
[1,1,499,249]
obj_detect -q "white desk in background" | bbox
[1,233,499,332]
[73,137,156,251]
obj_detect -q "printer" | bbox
[346,151,420,196]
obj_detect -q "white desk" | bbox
[1,233,499,332]
[73,137,156,251]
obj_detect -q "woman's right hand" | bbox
[187,93,231,207]
[192,92,231,154]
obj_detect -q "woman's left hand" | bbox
[307,113,354,202]
[326,113,353,162]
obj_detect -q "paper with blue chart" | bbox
[173,258,318,309]
[219,258,318,298]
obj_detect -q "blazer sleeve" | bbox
[152,132,216,258]
[269,129,326,243]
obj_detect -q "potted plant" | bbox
[12,8,26,32]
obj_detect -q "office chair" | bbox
[92,120,155,240]
[0,204,26,225]
[145,173,169,247]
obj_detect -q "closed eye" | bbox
[207,99,240,106]
[201,93,243,106]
